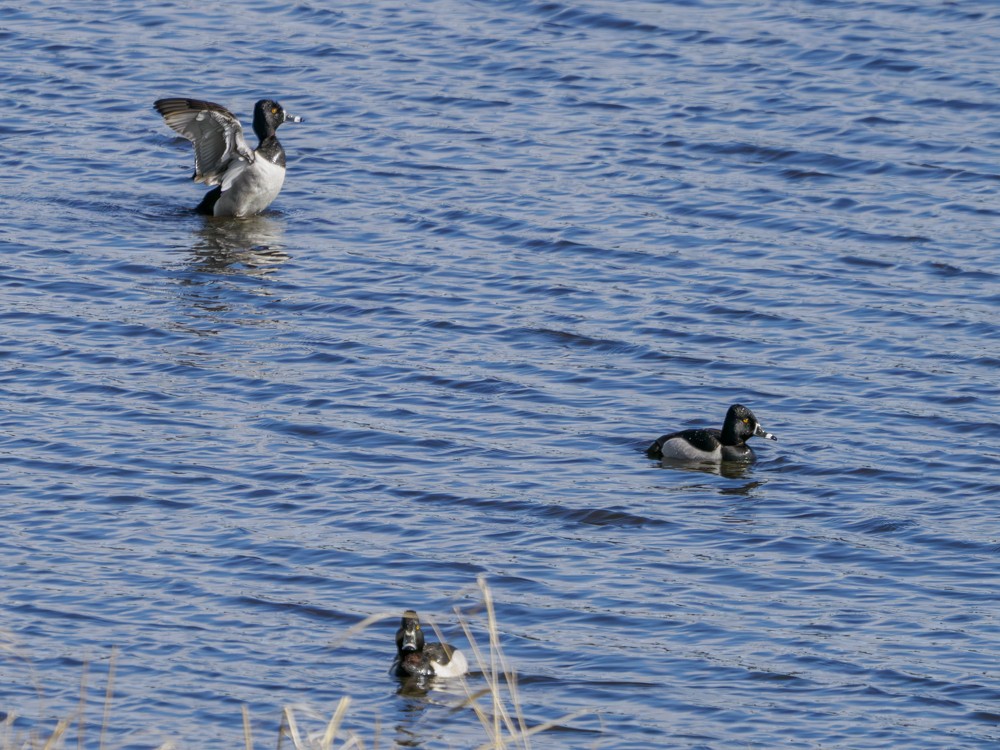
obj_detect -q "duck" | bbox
[154,97,302,217]
[647,403,776,462]
[392,610,468,680]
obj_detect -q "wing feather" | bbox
[154,98,254,185]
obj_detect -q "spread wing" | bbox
[154,98,254,185]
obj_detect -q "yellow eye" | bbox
[272,107,279,114]
[742,418,749,424]
[415,624,421,630]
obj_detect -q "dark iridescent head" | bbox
[252,99,302,140]
[722,404,777,445]
[395,610,425,654]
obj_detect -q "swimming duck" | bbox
[154,97,302,217]
[647,403,776,462]
[392,610,468,679]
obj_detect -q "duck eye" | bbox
[742,418,749,424]
[271,107,279,114]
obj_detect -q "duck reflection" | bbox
[656,456,753,480]
[390,674,472,748]
[188,214,289,275]
[652,458,768,498]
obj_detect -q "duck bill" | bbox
[400,631,419,652]
[754,423,777,441]
[285,112,303,123]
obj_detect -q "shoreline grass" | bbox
[290,576,592,750]
[2,577,593,750]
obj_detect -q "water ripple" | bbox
[1,0,999,748]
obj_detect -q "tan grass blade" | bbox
[470,709,593,750]
[281,705,306,750]
[98,647,118,750]
[242,704,253,750]
[75,662,89,750]
[39,716,71,750]
[318,696,351,750]
[329,612,398,651]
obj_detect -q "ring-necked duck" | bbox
[392,610,468,679]
[647,403,776,462]
[154,97,302,217]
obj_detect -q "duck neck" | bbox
[721,422,742,446]
[255,137,286,167]
[252,110,276,145]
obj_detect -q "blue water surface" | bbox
[1,1,999,748]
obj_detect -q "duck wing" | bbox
[154,98,255,186]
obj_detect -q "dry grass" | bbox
[0,646,176,750]
[2,577,592,750]
[282,576,591,750]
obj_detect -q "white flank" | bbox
[215,157,286,217]
[432,648,468,678]
[658,438,722,462]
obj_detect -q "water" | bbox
[1,0,999,747]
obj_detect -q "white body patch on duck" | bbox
[657,436,724,461]
[213,156,286,217]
